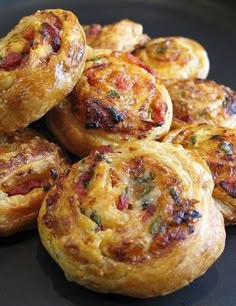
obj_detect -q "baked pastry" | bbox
[0,128,69,236]
[164,125,236,224]
[83,19,149,52]
[0,9,86,133]
[47,51,173,157]
[166,79,236,129]
[38,140,225,298]
[134,37,209,85]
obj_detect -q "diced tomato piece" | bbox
[151,103,167,125]
[117,192,129,210]
[0,52,22,71]
[76,170,94,197]
[8,179,44,196]
[22,27,35,40]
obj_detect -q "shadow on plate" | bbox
[0,229,38,247]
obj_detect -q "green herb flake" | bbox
[108,89,120,99]
[190,135,197,146]
[169,187,181,206]
[156,45,167,54]
[89,56,102,63]
[90,211,102,227]
[219,141,233,154]
[149,215,162,235]
[141,185,154,198]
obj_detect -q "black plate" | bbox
[0,1,236,306]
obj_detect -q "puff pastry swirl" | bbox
[47,51,173,157]
[164,125,236,224]
[83,19,149,52]
[134,37,209,85]
[0,128,69,236]
[0,9,86,133]
[38,140,225,297]
[166,79,236,129]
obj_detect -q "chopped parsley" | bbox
[149,215,162,235]
[190,135,198,146]
[90,211,102,227]
[89,57,102,63]
[141,186,154,198]
[156,45,167,54]
[108,89,120,99]
[169,187,181,206]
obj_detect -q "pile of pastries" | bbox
[1,9,235,298]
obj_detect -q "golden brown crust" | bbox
[38,140,225,297]
[166,79,236,129]
[47,51,172,157]
[83,19,150,52]
[134,37,209,85]
[0,128,69,236]
[164,125,236,224]
[0,9,86,133]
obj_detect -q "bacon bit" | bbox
[169,228,186,241]
[128,157,144,179]
[125,52,156,76]
[115,73,131,91]
[85,24,102,38]
[220,180,236,198]
[46,192,59,208]
[117,190,129,210]
[90,145,112,156]
[76,169,94,197]
[154,235,171,249]
[0,52,22,71]
[137,60,156,75]
[151,102,167,126]
[86,64,108,86]
[142,204,156,221]
[178,114,193,123]
[86,70,97,86]
[53,16,62,30]
[40,22,61,53]
[22,27,35,40]
[110,241,146,264]
[7,179,44,196]
[22,41,31,54]
[96,145,113,154]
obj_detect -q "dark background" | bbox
[0,1,236,306]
